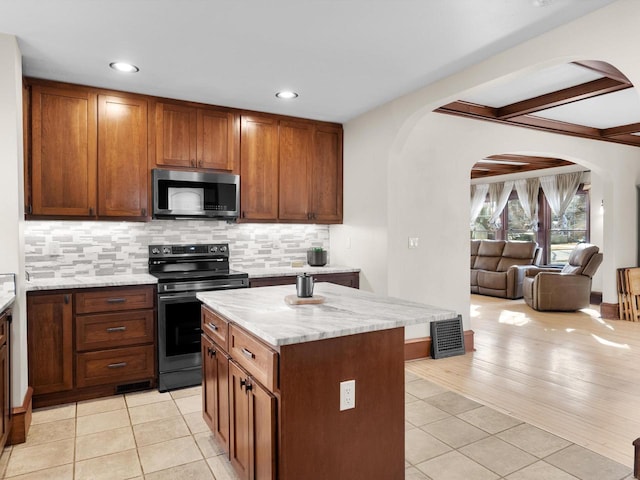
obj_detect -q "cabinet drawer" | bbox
[76,310,154,352]
[202,307,229,351]
[75,286,155,314]
[229,325,277,391]
[76,345,154,388]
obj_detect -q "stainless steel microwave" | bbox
[152,169,240,220]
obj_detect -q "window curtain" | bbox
[470,184,489,226]
[514,177,540,231]
[488,181,514,229]
[540,172,582,228]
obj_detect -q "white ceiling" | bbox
[0,0,617,123]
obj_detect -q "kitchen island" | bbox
[197,282,458,480]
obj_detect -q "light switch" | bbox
[408,237,419,249]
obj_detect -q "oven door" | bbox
[157,291,203,391]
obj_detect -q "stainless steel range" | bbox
[148,243,248,391]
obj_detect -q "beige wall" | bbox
[332,0,640,338]
[0,33,27,405]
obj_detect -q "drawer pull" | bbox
[241,348,255,359]
[106,326,127,333]
[207,322,218,331]
[106,298,127,304]
[107,362,128,369]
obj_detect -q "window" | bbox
[470,184,590,265]
[506,194,536,242]
[471,201,496,240]
[544,188,589,265]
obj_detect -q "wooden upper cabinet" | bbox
[278,121,313,222]
[197,108,238,171]
[156,103,196,168]
[240,115,279,221]
[98,95,148,218]
[156,102,238,172]
[30,84,97,216]
[311,125,343,223]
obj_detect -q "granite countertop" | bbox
[244,265,360,278]
[197,282,458,347]
[25,274,158,291]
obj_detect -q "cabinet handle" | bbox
[89,207,94,216]
[241,347,255,359]
[107,362,127,369]
[208,346,216,357]
[207,322,218,331]
[27,204,32,215]
[64,294,70,304]
[106,298,127,304]
[240,378,251,392]
[106,326,126,333]
[142,208,147,216]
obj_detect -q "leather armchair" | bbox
[523,243,603,311]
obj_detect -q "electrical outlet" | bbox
[340,379,356,411]
[408,237,419,249]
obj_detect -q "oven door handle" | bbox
[159,292,198,301]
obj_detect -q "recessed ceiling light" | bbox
[109,62,139,73]
[275,91,298,99]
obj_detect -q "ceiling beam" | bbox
[496,78,631,120]
[601,122,640,137]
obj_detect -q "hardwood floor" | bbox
[406,294,640,468]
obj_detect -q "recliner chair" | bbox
[522,243,602,311]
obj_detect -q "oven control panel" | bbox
[149,243,229,258]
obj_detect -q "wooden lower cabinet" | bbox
[0,308,11,450]
[27,285,156,407]
[228,360,276,480]
[202,334,230,452]
[27,292,74,395]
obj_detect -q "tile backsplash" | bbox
[25,220,329,279]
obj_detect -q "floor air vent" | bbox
[431,315,465,359]
[116,380,152,394]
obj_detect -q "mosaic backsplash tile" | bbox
[25,220,330,279]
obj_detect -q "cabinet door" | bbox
[229,360,276,480]
[0,344,7,449]
[229,360,251,480]
[202,335,230,453]
[311,125,343,223]
[197,109,238,171]
[278,121,312,221]
[30,84,97,216]
[240,116,279,221]
[249,377,276,480]
[27,292,73,395]
[156,103,197,168]
[97,95,149,218]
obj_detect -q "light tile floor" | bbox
[0,371,633,479]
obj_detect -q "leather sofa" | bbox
[471,240,542,299]
[523,243,602,311]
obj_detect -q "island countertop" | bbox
[197,282,458,347]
